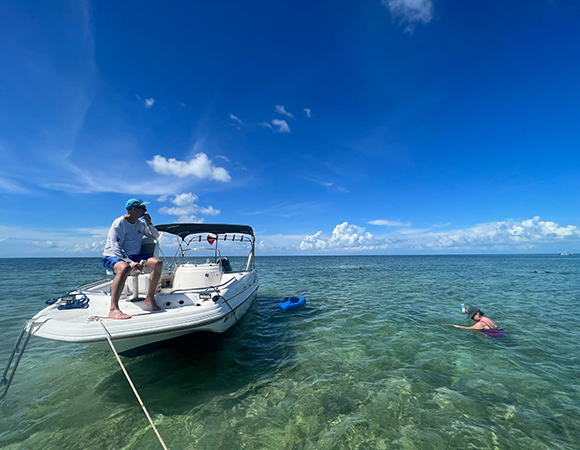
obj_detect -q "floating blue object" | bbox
[279,297,306,311]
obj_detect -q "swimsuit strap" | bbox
[479,318,493,330]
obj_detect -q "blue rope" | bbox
[45,293,90,310]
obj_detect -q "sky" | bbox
[1,0,580,257]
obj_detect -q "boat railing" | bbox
[181,247,223,259]
[78,278,111,291]
[157,229,256,273]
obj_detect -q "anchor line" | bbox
[209,286,250,336]
[98,320,169,450]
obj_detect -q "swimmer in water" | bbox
[444,306,498,331]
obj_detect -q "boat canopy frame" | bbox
[155,223,256,272]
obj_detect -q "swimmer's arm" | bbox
[443,323,485,330]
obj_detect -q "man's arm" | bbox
[142,214,160,239]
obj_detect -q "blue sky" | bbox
[2,0,580,257]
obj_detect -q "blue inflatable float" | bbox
[279,297,306,311]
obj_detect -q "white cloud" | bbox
[382,0,435,34]
[300,222,399,251]
[246,201,324,218]
[136,95,155,108]
[275,105,294,118]
[369,219,412,227]
[304,108,311,118]
[259,122,273,130]
[306,177,349,193]
[299,217,580,253]
[272,119,291,133]
[0,225,108,256]
[229,114,242,129]
[423,216,580,250]
[0,177,29,194]
[158,192,220,223]
[147,153,231,182]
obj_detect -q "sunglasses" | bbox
[134,205,146,210]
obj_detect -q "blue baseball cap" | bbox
[125,198,150,210]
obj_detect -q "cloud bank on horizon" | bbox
[299,217,580,253]
[2,216,580,257]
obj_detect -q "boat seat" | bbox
[217,257,232,273]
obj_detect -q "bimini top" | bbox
[156,223,255,239]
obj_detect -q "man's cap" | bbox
[125,198,150,210]
[466,306,481,320]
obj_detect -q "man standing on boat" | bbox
[102,199,163,319]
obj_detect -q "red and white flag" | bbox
[207,233,217,245]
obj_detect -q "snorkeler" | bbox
[444,306,508,337]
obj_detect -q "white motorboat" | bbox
[29,223,259,354]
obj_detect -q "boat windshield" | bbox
[155,223,256,272]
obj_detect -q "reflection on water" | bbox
[1,255,580,449]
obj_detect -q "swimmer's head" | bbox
[466,306,483,320]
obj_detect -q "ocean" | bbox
[0,255,579,449]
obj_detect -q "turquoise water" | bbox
[1,255,579,449]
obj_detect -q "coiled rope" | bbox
[98,320,169,450]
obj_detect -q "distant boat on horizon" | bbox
[559,252,573,256]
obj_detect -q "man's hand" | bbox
[142,213,152,225]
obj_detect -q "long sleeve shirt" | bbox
[103,216,160,263]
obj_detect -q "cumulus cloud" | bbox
[272,119,291,133]
[147,153,231,182]
[304,108,311,118]
[382,0,435,34]
[369,219,412,227]
[424,216,580,250]
[300,222,401,251]
[275,105,294,118]
[158,192,220,223]
[299,217,580,253]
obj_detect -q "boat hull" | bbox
[89,287,258,352]
[32,270,259,353]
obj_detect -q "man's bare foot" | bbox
[109,309,132,320]
[144,297,161,311]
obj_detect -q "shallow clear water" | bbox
[1,255,579,449]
